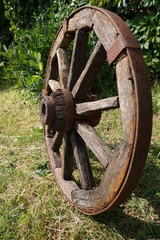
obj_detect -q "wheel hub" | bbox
[40,88,75,133]
[40,88,101,134]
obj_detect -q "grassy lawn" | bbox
[0,89,160,240]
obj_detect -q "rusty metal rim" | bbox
[87,48,152,216]
[44,6,152,215]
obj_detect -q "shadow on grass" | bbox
[90,143,160,239]
[134,143,160,212]
[93,209,160,239]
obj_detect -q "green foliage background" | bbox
[0,0,160,98]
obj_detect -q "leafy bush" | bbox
[0,0,159,98]
[0,0,81,96]
[126,2,160,83]
[0,0,12,48]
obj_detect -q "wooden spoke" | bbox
[57,48,70,88]
[68,30,88,91]
[76,96,119,116]
[50,132,63,151]
[48,79,60,92]
[72,41,106,99]
[45,30,73,89]
[71,141,131,209]
[70,130,95,189]
[62,134,74,180]
[75,121,112,167]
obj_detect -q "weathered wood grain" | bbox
[76,96,119,116]
[72,41,106,99]
[71,141,132,209]
[50,30,73,57]
[71,188,100,209]
[49,150,62,169]
[54,168,79,200]
[50,131,63,151]
[50,90,66,132]
[74,121,112,167]
[45,127,61,169]
[51,89,66,106]
[55,105,66,120]
[45,30,72,88]
[48,79,60,92]
[57,48,70,88]
[68,9,94,32]
[68,30,88,91]
[62,134,74,180]
[99,141,131,203]
[70,130,95,189]
[116,56,135,144]
[93,11,117,52]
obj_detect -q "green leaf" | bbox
[39,62,43,72]
[144,42,149,49]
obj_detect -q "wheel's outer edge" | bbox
[44,6,152,215]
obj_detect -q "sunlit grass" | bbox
[0,89,159,239]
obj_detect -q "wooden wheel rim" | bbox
[42,6,152,215]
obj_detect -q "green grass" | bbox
[0,89,160,239]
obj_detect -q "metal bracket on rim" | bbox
[107,35,141,65]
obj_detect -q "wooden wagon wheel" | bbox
[39,6,152,215]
